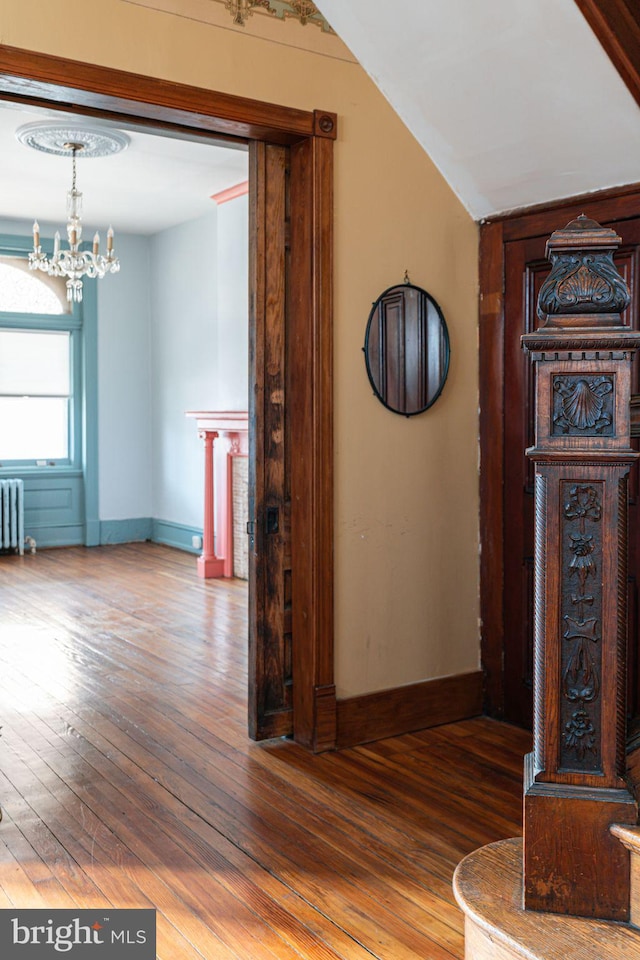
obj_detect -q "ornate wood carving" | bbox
[561,481,603,770]
[553,376,613,435]
[522,216,640,920]
[537,216,631,324]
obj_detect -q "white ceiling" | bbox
[316,0,640,220]
[0,103,248,235]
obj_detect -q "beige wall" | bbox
[0,0,480,698]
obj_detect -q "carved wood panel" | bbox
[503,218,640,729]
[560,480,604,771]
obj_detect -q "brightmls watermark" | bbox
[0,909,156,957]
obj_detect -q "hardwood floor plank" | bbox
[0,544,530,960]
[0,749,232,959]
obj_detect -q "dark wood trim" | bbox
[479,182,640,719]
[0,44,336,752]
[574,0,640,110]
[0,44,316,144]
[479,221,506,718]
[248,141,295,741]
[290,132,336,752]
[501,190,640,242]
[335,671,483,749]
[485,180,640,234]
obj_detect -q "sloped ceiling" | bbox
[315,0,640,220]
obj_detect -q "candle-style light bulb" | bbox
[107,225,114,253]
[32,220,40,250]
[54,231,60,257]
[93,232,100,255]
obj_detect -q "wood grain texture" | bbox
[289,133,336,751]
[0,44,314,144]
[248,142,293,740]
[499,189,640,242]
[521,217,640,919]
[336,672,483,748]
[0,544,531,960]
[610,823,640,927]
[454,837,640,960]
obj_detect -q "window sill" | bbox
[0,465,82,478]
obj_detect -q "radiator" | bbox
[0,479,24,555]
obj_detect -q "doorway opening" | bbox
[0,45,336,751]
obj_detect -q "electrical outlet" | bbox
[192,534,202,550]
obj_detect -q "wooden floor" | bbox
[0,543,531,959]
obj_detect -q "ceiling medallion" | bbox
[15,121,130,158]
[224,0,333,31]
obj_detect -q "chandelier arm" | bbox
[28,140,120,303]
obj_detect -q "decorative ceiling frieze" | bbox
[223,0,332,31]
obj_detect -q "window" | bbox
[0,330,71,461]
[0,258,69,315]
[0,255,80,468]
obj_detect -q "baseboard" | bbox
[23,523,85,549]
[100,518,153,544]
[85,517,101,547]
[151,518,203,554]
[336,670,483,749]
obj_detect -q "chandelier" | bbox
[16,123,130,304]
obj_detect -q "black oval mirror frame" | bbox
[364,282,450,417]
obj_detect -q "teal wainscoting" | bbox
[22,472,85,547]
[151,519,203,554]
[100,518,153,544]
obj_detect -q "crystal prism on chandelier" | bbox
[29,142,119,303]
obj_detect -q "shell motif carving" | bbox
[557,263,611,308]
[553,376,613,434]
[537,252,630,318]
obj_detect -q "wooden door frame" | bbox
[0,44,336,751]
[480,182,640,719]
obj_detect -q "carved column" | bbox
[522,216,640,920]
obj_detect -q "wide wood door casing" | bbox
[0,45,336,751]
[502,215,640,728]
[249,141,293,740]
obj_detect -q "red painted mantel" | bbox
[185,410,249,579]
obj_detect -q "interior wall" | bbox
[215,194,249,411]
[150,208,218,532]
[0,0,481,699]
[97,232,153,522]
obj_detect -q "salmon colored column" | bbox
[197,428,225,579]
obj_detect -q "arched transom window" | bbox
[0,257,69,315]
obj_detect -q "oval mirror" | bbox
[364,282,450,416]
